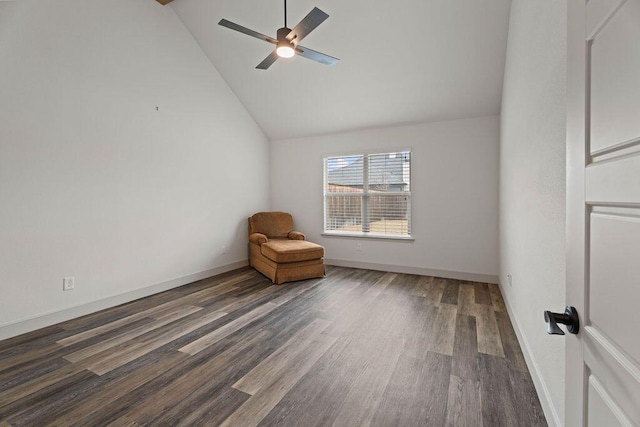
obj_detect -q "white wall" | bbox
[0,0,269,339]
[271,116,499,282]
[499,1,567,425]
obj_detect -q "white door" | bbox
[566,0,640,425]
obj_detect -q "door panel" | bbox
[586,156,640,202]
[584,327,640,425]
[590,0,640,153]
[589,210,640,364]
[587,377,633,426]
[567,0,640,425]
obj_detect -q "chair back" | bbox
[248,212,294,239]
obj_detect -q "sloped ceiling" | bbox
[169,0,512,141]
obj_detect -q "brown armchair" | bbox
[248,212,325,285]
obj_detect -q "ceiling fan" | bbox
[218,0,339,70]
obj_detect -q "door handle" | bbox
[544,306,579,335]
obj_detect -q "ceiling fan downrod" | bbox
[284,0,287,29]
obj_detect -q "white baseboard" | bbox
[0,260,249,342]
[498,281,562,427]
[324,259,498,284]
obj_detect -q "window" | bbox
[323,150,411,238]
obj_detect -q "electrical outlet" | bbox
[63,277,75,291]
[356,243,362,252]
[221,246,227,255]
[507,274,513,287]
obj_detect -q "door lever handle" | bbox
[544,306,579,335]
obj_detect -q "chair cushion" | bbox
[261,240,324,263]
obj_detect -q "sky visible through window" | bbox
[326,156,359,172]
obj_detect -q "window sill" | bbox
[321,232,414,242]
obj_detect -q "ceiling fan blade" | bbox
[286,7,329,44]
[295,45,339,66]
[256,51,279,70]
[218,19,277,45]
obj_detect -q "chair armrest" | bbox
[288,231,306,240]
[249,232,268,245]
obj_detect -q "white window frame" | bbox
[322,149,413,240]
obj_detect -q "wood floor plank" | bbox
[478,353,519,427]
[474,282,492,305]
[219,332,338,427]
[63,305,202,363]
[410,275,433,297]
[330,334,405,426]
[0,317,155,381]
[423,276,446,306]
[0,362,85,408]
[216,285,280,314]
[57,305,145,332]
[445,375,483,427]
[263,280,346,326]
[148,303,203,321]
[371,352,452,427]
[457,283,476,316]
[109,329,274,426]
[371,354,424,426]
[232,318,331,395]
[56,297,194,347]
[182,271,253,297]
[8,348,180,426]
[151,315,323,425]
[313,288,349,314]
[183,280,242,305]
[179,303,278,356]
[509,370,548,426]
[322,273,396,338]
[0,357,70,394]
[383,273,419,297]
[0,369,97,422]
[351,292,415,340]
[496,310,528,372]
[269,278,324,306]
[86,309,228,375]
[257,334,375,426]
[429,303,458,356]
[0,343,64,373]
[489,283,507,312]
[0,326,66,358]
[402,303,439,360]
[364,272,397,297]
[222,271,265,289]
[475,304,505,357]
[440,278,460,305]
[174,386,251,426]
[42,351,188,426]
[330,274,366,295]
[451,314,479,380]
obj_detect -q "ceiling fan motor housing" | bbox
[277,27,293,43]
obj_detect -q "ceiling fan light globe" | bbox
[276,45,295,58]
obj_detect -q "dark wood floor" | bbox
[0,266,547,426]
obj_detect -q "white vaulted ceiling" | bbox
[169,0,512,141]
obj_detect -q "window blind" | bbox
[324,151,411,237]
